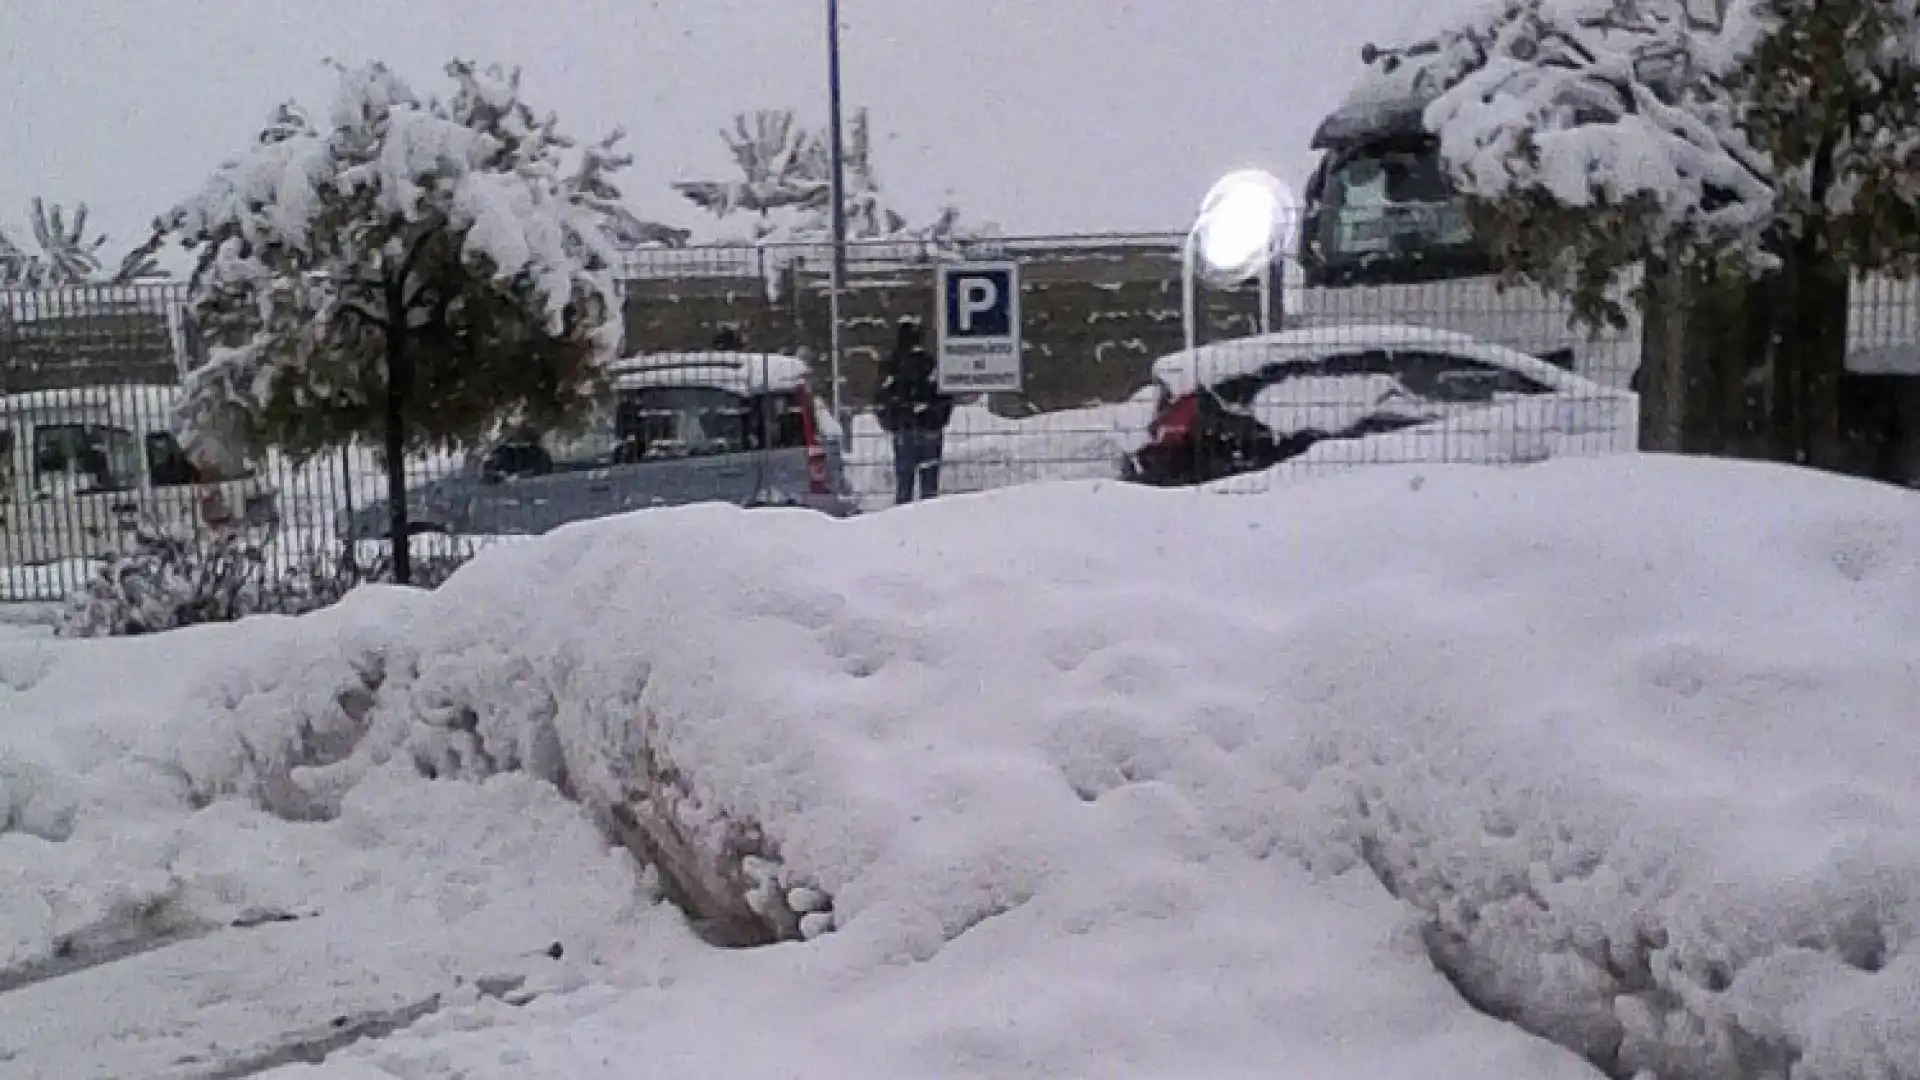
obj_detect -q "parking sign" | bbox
[936,261,1022,394]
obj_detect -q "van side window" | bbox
[145,431,201,487]
[34,424,141,494]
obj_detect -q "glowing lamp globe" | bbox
[1189,169,1293,286]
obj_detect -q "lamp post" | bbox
[825,0,850,433]
[1181,169,1294,358]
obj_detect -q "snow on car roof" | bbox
[609,351,812,395]
[1149,324,1608,400]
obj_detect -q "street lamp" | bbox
[1181,168,1294,358]
[825,0,850,434]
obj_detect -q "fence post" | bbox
[338,444,356,573]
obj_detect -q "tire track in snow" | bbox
[165,975,530,1080]
[170,994,447,1080]
[0,904,219,997]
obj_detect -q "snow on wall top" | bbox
[0,382,181,422]
[608,351,812,394]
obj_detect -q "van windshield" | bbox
[1306,141,1492,285]
[33,423,142,494]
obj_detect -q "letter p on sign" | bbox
[940,264,1014,340]
[957,279,998,332]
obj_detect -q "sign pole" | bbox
[825,0,850,434]
[1181,232,1200,358]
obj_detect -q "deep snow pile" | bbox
[0,596,656,1079]
[6,455,1919,1079]
[347,457,1920,1079]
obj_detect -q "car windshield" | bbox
[1307,142,1489,283]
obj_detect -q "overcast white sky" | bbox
[0,1,1467,255]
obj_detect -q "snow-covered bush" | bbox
[56,524,473,638]
[58,524,270,637]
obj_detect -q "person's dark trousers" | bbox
[892,427,945,504]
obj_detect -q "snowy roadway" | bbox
[4,455,1918,1079]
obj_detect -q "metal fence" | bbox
[3,238,1916,604]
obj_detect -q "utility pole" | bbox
[826,0,850,432]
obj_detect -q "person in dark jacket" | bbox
[875,318,954,504]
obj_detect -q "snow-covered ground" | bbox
[4,455,1918,1079]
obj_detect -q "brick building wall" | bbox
[620,240,1270,412]
[3,240,1273,412]
[1,286,181,393]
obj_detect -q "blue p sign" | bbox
[935,260,1022,394]
[944,269,1012,337]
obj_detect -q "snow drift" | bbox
[5,455,1919,1078]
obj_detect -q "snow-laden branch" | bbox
[1421,0,1777,269]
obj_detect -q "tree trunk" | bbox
[384,324,413,587]
[1689,268,1768,458]
[1639,257,1757,455]
[1637,256,1690,453]
[1766,236,1850,470]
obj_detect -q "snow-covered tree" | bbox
[1740,0,1920,277]
[1408,0,1771,323]
[0,198,162,286]
[835,110,910,240]
[674,107,936,243]
[675,110,828,232]
[147,59,625,582]
[567,130,691,249]
[1406,0,1920,466]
